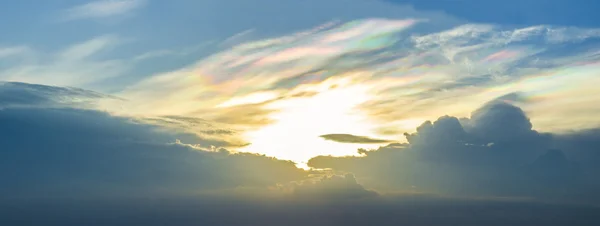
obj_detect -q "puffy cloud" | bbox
[309,101,599,202]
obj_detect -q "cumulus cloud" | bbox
[309,101,600,203]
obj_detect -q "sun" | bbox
[240,77,384,167]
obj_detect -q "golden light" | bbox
[241,76,385,167]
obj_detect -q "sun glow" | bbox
[241,77,383,167]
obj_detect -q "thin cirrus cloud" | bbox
[61,0,145,21]
[0,34,209,91]
[0,35,130,88]
[0,46,31,59]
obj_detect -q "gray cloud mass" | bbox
[309,99,600,203]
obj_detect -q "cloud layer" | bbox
[2,73,600,226]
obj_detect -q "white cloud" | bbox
[62,0,145,21]
[0,46,31,59]
[0,35,128,88]
[58,35,119,60]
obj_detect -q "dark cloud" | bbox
[0,106,305,199]
[0,81,121,108]
[309,100,600,203]
[320,134,394,144]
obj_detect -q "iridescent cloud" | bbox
[109,18,600,164]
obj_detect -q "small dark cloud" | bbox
[320,134,394,144]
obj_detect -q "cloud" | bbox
[1,82,600,226]
[0,35,129,88]
[0,84,305,199]
[0,35,209,91]
[383,0,600,27]
[58,35,119,60]
[0,81,120,109]
[320,134,394,144]
[111,18,600,164]
[0,46,31,58]
[62,0,145,21]
[308,101,600,203]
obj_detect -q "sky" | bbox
[2,0,600,225]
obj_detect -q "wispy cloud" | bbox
[0,34,200,90]
[62,0,145,21]
[0,35,127,88]
[105,18,600,164]
[0,46,31,59]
